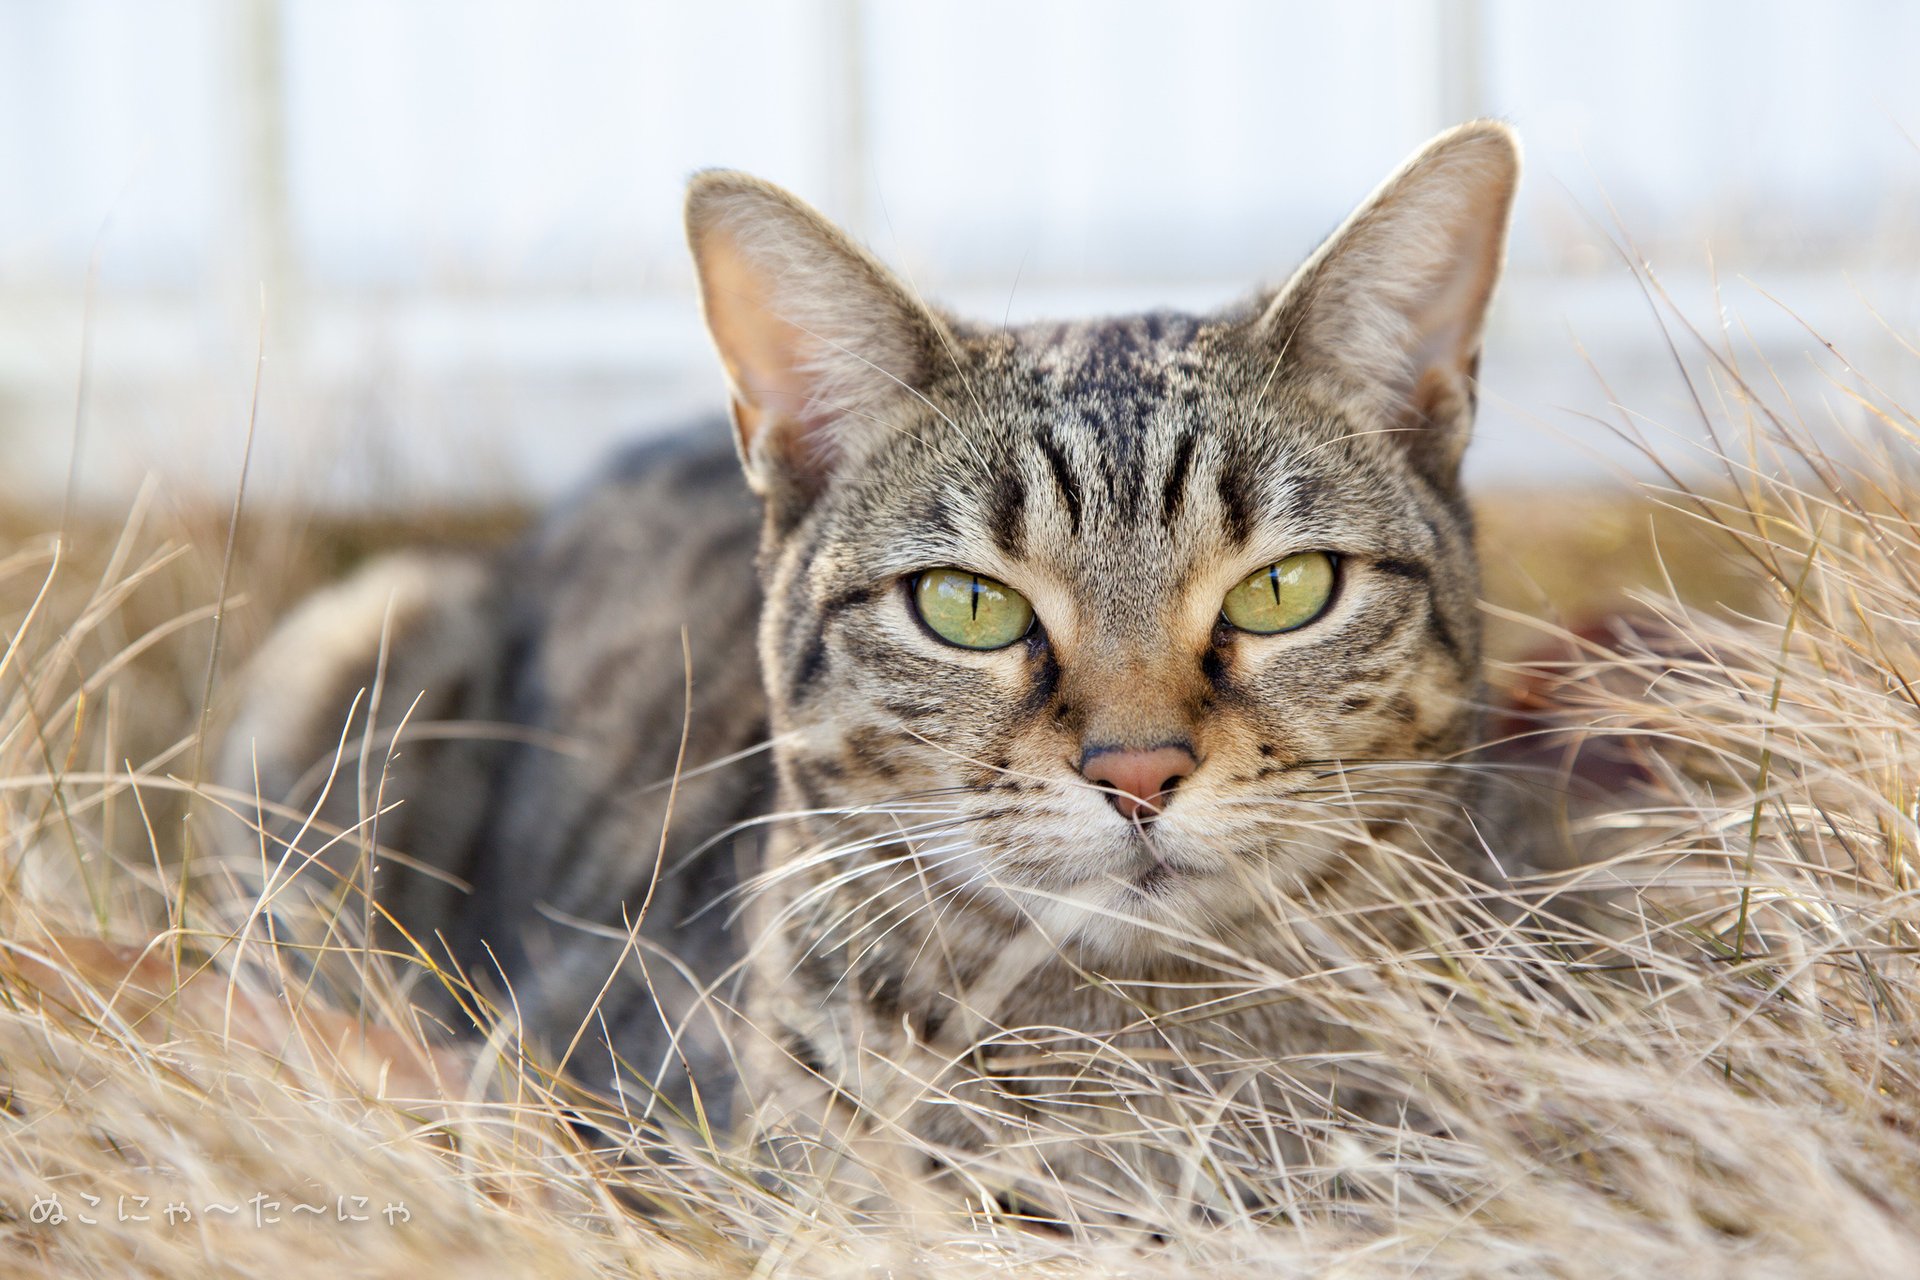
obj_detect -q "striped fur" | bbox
[225,123,1521,1192]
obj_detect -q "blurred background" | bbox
[5,0,1920,512]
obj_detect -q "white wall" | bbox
[4,0,1919,507]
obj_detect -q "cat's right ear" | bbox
[1250,121,1520,492]
[686,172,954,505]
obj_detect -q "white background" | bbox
[4,0,1920,508]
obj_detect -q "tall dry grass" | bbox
[3,275,1920,1276]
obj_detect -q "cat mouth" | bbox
[1124,843,1205,894]
[1132,860,1178,894]
[1108,824,1212,895]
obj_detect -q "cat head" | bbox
[688,123,1519,955]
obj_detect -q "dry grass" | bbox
[4,283,1920,1276]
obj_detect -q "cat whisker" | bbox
[731,816,976,903]
[817,880,983,1003]
[665,795,972,877]
[717,777,1051,917]
[896,726,1158,813]
[786,845,982,974]
[776,835,974,912]
[896,727,1068,789]
[1268,778,1471,802]
[690,814,980,933]
[809,853,985,975]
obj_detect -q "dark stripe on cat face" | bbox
[790,631,829,695]
[1372,557,1466,665]
[1283,475,1326,521]
[1199,644,1229,692]
[912,494,960,540]
[986,470,1027,558]
[1035,430,1084,533]
[1371,556,1428,579]
[1019,645,1062,719]
[820,581,883,620]
[1070,323,1167,443]
[1161,427,1199,524]
[1214,444,1257,547]
[842,725,904,780]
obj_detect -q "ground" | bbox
[0,435,1914,1277]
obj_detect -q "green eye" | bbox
[1221,552,1336,634]
[912,569,1035,650]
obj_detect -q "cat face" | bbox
[689,124,1518,956]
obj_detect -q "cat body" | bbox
[227,437,772,1101]
[224,123,1520,1193]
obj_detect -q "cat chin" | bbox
[956,818,1354,965]
[989,867,1265,965]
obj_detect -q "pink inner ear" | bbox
[691,174,958,501]
[698,237,850,490]
[704,243,817,423]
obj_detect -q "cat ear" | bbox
[1252,120,1520,489]
[686,171,954,500]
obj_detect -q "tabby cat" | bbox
[224,121,1520,1197]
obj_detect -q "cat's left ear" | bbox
[1252,121,1520,490]
[686,171,954,507]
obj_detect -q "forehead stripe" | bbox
[985,469,1027,558]
[1034,430,1084,534]
[1161,426,1199,524]
[1214,448,1256,546]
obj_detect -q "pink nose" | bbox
[1080,745,1198,821]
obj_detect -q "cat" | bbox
[222,120,1520,1199]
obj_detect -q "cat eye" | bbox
[912,569,1035,650]
[1221,552,1337,634]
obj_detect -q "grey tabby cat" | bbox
[224,121,1520,1191]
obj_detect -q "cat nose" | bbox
[1079,744,1197,821]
